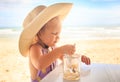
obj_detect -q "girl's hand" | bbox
[81,55,91,65]
[59,44,76,55]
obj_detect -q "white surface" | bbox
[41,63,120,82]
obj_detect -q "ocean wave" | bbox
[61,27,120,40]
[0,28,22,38]
[0,28,21,34]
[0,27,120,40]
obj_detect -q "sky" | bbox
[0,0,120,27]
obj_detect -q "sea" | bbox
[0,27,22,38]
[0,26,120,41]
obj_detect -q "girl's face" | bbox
[39,17,62,47]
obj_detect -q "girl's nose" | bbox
[56,35,60,40]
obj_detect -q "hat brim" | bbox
[19,3,73,57]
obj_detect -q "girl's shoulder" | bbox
[30,43,42,52]
[29,43,44,58]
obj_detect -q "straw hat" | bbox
[19,3,73,57]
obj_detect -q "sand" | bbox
[0,37,120,82]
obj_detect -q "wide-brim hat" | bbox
[19,3,73,57]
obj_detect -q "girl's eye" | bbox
[51,32,57,35]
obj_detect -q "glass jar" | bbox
[63,54,80,80]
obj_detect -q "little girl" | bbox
[19,3,90,82]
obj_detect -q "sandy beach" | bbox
[0,35,120,82]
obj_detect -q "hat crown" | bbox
[23,6,46,28]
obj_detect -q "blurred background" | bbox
[0,0,120,82]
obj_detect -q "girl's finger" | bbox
[88,58,91,65]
